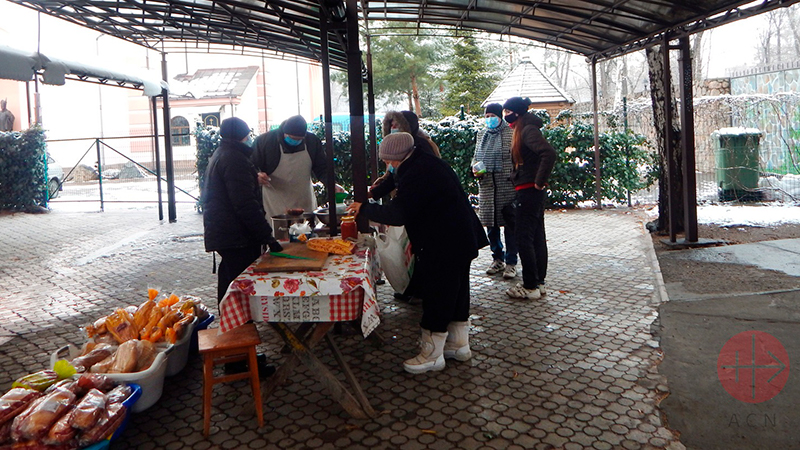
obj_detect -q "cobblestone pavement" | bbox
[0,205,685,449]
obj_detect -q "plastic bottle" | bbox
[341,215,357,240]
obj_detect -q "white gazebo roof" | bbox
[483,58,574,107]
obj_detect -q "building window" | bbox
[171,116,190,147]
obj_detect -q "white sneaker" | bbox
[486,260,505,275]
[502,264,517,279]
[506,283,541,300]
[538,284,547,296]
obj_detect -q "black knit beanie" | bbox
[400,111,420,134]
[283,115,307,136]
[219,117,250,141]
[503,97,532,115]
[484,103,503,117]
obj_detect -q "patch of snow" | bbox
[645,204,800,227]
[714,127,762,135]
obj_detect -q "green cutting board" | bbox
[252,242,329,272]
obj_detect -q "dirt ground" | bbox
[650,222,800,295]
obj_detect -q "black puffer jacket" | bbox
[202,139,277,252]
[360,149,488,262]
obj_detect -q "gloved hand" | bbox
[268,240,283,253]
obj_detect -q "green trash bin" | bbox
[712,128,762,202]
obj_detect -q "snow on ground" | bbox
[645,203,800,227]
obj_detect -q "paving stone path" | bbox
[0,205,685,449]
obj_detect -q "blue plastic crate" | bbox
[189,314,215,354]
[81,383,142,450]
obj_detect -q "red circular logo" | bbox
[717,330,790,403]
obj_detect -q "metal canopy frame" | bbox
[11,0,800,66]
[9,0,351,69]
[363,0,799,61]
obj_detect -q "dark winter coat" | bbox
[251,123,327,179]
[360,148,488,263]
[202,139,277,252]
[510,113,557,187]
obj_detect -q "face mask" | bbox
[485,116,501,128]
[504,112,519,124]
[284,136,303,146]
[387,164,395,173]
[390,128,400,134]
[245,136,255,147]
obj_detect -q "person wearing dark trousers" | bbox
[472,103,517,279]
[202,116,283,376]
[372,110,441,304]
[215,246,263,303]
[501,97,557,300]
[347,133,488,374]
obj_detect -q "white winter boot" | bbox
[403,329,448,374]
[443,321,472,361]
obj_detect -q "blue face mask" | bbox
[245,136,255,147]
[485,116,501,129]
[387,164,395,173]
[390,128,400,134]
[284,136,304,146]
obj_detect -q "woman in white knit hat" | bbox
[347,133,488,374]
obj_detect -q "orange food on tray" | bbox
[306,237,355,255]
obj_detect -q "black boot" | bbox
[393,292,412,302]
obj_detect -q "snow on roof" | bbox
[0,45,168,96]
[482,57,574,107]
[170,66,258,99]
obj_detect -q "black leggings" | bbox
[216,246,262,303]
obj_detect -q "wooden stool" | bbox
[198,323,264,436]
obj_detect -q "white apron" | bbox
[261,143,317,221]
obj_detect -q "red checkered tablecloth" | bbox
[219,245,380,336]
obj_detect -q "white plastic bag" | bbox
[375,226,414,293]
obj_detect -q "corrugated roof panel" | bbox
[8,0,798,66]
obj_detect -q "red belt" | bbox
[515,182,537,191]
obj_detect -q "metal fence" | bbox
[46,134,200,211]
[588,92,800,206]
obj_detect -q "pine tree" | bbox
[442,36,495,116]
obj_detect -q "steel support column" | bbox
[591,58,601,209]
[320,11,338,236]
[151,96,164,221]
[345,0,368,231]
[161,53,177,222]
[678,37,698,243]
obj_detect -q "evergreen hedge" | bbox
[194,125,221,209]
[0,126,49,211]
[194,115,656,209]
